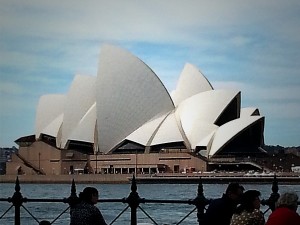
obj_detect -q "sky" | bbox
[0,0,299,148]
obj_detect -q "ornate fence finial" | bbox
[12,176,23,206]
[66,179,79,208]
[197,177,204,195]
[71,179,77,198]
[15,176,20,193]
[126,174,141,225]
[9,176,24,225]
[272,174,279,194]
[131,174,137,193]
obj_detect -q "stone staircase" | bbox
[15,152,46,175]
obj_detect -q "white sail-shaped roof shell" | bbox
[96,45,174,153]
[68,103,96,144]
[40,114,64,138]
[209,116,264,157]
[176,90,240,149]
[59,75,96,148]
[172,63,213,106]
[150,111,184,146]
[188,122,218,150]
[195,130,216,157]
[35,94,66,139]
[125,113,169,146]
[177,90,239,130]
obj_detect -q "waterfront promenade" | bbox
[1,172,299,184]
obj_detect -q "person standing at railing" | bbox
[70,187,107,225]
[265,192,300,225]
[202,183,244,225]
[230,190,265,225]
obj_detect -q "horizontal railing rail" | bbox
[0,175,299,225]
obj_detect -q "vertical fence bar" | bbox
[126,175,140,225]
[268,175,280,211]
[65,179,79,209]
[194,178,209,225]
[261,174,280,212]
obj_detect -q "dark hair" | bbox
[79,187,98,204]
[225,183,244,195]
[235,190,261,214]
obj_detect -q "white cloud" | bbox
[1,0,300,147]
[1,0,299,44]
[229,36,253,47]
[0,82,25,95]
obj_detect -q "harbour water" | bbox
[1,183,299,225]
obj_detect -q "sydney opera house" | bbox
[6,45,266,175]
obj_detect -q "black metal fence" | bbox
[0,175,296,225]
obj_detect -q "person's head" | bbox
[79,187,99,205]
[239,190,261,212]
[276,192,298,211]
[225,183,244,203]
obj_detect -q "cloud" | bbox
[0,82,25,95]
[0,0,300,147]
[1,0,299,43]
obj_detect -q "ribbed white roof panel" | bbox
[125,113,168,146]
[187,121,218,149]
[68,103,96,143]
[209,116,264,157]
[60,75,96,148]
[196,130,216,157]
[177,89,240,132]
[35,94,66,139]
[172,63,213,106]
[150,112,184,146]
[40,113,64,138]
[96,45,175,153]
[177,89,239,149]
[195,130,215,148]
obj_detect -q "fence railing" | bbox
[0,175,297,225]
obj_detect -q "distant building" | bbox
[292,166,300,172]
[0,147,17,174]
[6,45,266,175]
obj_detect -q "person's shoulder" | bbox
[207,197,222,207]
[206,197,226,211]
[276,207,298,216]
[252,209,264,218]
[210,196,223,203]
[90,204,101,213]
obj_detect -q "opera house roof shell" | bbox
[34,44,265,158]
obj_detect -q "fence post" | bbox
[126,175,140,225]
[262,174,280,211]
[65,179,79,209]
[8,177,25,225]
[269,175,280,211]
[194,178,209,225]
